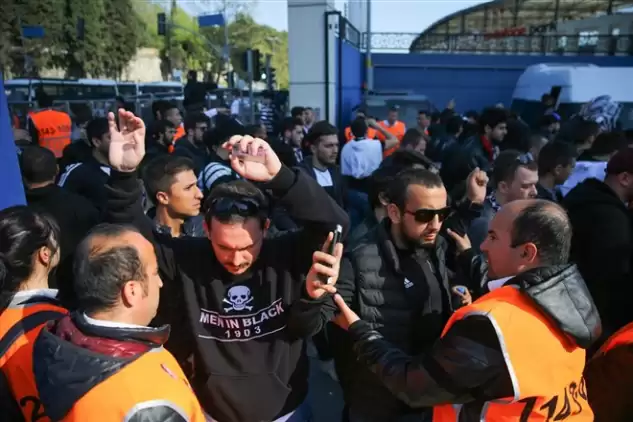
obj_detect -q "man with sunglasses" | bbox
[103,109,349,422]
[291,167,488,422]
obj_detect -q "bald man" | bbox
[31,224,207,421]
[333,200,601,421]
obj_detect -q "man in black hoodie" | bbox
[563,148,633,337]
[104,109,349,422]
[330,199,601,421]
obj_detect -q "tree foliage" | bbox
[0,0,289,88]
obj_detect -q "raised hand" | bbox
[222,135,282,182]
[108,109,146,172]
[305,232,344,300]
[466,167,489,204]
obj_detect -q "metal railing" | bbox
[408,33,633,55]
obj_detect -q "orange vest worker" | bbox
[345,126,378,143]
[434,286,593,422]
[59,346,207,421]
[28,110,72,158]
[595,321,633,355]
[377,120,406,157]
[0,300,67,422]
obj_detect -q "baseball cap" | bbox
[606,148,633,175]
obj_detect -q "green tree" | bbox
[132,0,163,48]
[0,0,17,74]
[63,0,105,78]
[102,0,142,79]
[168,7,212,72]
[13,0,66,75]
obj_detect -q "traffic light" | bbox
[77,17,85,40]
[157,13,166,36]
[252,49,262,81]
[268,67,277,90]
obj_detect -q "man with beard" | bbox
[58,117,112,210]
[290,167,487,422]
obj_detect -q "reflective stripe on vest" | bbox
[0,304,67,422]
[433,286,593,422]
[29,110,72,158]
[596,321,633,355]
[65,347,206,421]
[377,120,405,157]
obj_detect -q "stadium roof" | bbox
[410,0,633,51]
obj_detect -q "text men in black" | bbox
[104,109,349,422]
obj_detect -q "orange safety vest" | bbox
[0,301,67,422]
[595,321,633,355]
[344,126,378,142]
[63,346,206,421]
[174,124,186,141]
[377,120,406,157]
[28,110,72,158]
[434,286,593,422]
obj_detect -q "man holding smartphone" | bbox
[103,109,349,422]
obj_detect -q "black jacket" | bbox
[105,166,349,422]
[346,265,601,421]
[563,178,633,335]
[32,313,185,422]
[25,184,100,308]
[289,213,480,421]
[57,155,111,210]
[298,159,346,208]
[441,135,492,193]
[172,140,210,174]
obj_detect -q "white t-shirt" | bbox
[340,138,383,179]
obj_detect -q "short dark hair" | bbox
[386,168,444,210]
[73,224,145,314]
[537,141,577,176]
[245,124,265,137]
[418,110,429,117]
[558,119,600,145]
[184,113,209,131]
[290,106,305,118]
[400,128,425,149]
[282,117,303,133]
[492,150,538,186]
[446,115,463,135]
[86,117,109,146]
[368,166,400,210]
[204,179,269,225]
[305,120,337,146]
[479,107,508,133]
[151,119,176,141]
[158,101,179,117]
[540,114,560,127]
[590,131,628,156]
[19,146,58,184]
[151,100,171,118]
[142,155,196,202]
[510,201,571,266]
[350,117,368,139]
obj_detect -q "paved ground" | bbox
[307,343,345,421]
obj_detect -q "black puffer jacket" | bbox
[347,265,601,422]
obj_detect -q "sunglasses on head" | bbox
[516,154,534,165]
[208,197,265,218]
[405,207,452,223]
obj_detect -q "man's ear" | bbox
[386,203,402,225]
[156,191,169,206]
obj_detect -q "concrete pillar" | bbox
[347,0,367,35]
[288,0,337,125]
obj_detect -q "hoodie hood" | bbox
[513,264,602,349]
[559,161,607,197]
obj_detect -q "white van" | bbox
[511,63,633,129]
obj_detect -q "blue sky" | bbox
[180,0,490,33]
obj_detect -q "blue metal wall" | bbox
[372,53,633,112]
[337,41,363,127]
[0,75,25,211]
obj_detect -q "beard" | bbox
[399,224,436,249]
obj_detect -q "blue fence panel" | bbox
[338,41,363,127]
[372,53,633,112]
[0,75,26,210]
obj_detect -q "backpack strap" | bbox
[0,311,66,360]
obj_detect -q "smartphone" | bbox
[232,143,266,163]
[319,225,343,285]
[454,286,467,295]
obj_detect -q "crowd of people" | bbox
[2,92,633,422]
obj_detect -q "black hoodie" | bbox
[105,166,349,422]
[562,178,633,335]
[342,265,601,422]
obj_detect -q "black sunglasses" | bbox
[405,207,452,223]
[208,197,265,218]
[516,154,534,165]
